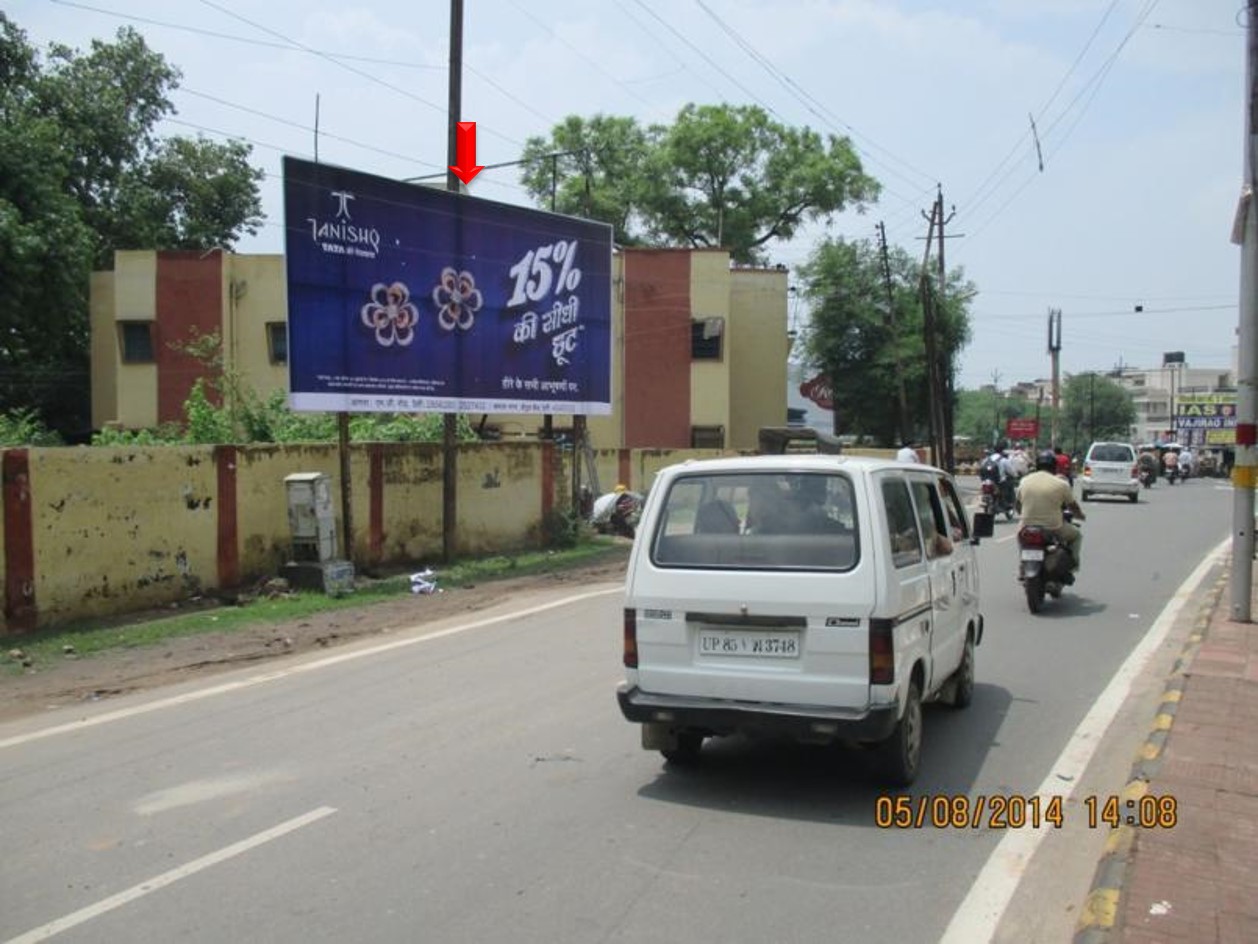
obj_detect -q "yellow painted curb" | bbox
[1077,888,1119,929]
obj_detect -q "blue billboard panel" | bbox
[282,156,613,414]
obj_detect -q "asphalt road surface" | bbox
[0,474,1234,944]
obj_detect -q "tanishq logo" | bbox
[331,190,354,220]
[307,189,381,256]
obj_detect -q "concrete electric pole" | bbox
[1230,0,1258,621]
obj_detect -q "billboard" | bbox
[1174,392,1237,447]
[283,156,613,414]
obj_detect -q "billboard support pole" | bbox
[442,0,464,564]
[338,413,353,563]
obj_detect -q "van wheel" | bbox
[878,679,922,786]
[1128,493,1139,503]
[949,635,975,709]
[661,732,704,766]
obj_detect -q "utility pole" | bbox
[877,221,910,445]
[935,186,960,472]
[918,200,941,465]
[1048,308,1062,447]
[442,0,464,563]
[991,369,1001,445]
[1233,0,1258,621]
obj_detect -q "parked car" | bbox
[616,454,993,786]
[1080,441,1140,502]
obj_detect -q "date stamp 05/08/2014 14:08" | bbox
[874,793,1179,831]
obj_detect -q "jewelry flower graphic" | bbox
[360,282,418,347]
[432,267,482,332]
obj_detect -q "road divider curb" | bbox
[1072,565,1229,943]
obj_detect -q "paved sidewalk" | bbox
[1076,563,1258,943]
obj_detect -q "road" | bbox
[0,475,1233,944]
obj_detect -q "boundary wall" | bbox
[0,443,726,634]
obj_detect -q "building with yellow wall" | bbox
[90,248,788,450]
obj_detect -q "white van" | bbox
[616,455,992,785]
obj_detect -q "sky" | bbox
[10,0,1249,391]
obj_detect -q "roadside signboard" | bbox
[1005,417,1038,440]
[799,374,833,410]
[1175,392,1237,447]
[282,156,613,414]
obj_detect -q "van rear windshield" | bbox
[650,471,859,572]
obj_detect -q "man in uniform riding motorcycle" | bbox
[1016,449,1087,575]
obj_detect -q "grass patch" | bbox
[2,540,627,674]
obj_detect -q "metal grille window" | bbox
[691,317,724,360]
[118,322,155,363]
[267,322,288,365]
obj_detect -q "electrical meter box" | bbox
[284,472,338,562]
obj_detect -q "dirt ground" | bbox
[0,549,630,725]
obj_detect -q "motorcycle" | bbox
[979,478,1016,522]
[1017,513,1078,613]
[1139,466,1157,489]
[1165,466,1179,486]
[590,489,644,539]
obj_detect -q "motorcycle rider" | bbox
[1163,446,1180,483]
[1138,447,1159,486]
[1016,449,1087,577]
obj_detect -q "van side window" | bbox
[910,480,952,558]
[881,479,922,568]
[937,477,969,541]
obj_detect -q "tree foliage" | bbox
[0,14,264,435]
[520,104,879,264]
[1061,372,1135,452]
[798,237,973,447]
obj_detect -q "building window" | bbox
[691,317,724,360]
[691,425,725,448]
[267,322,288,365]
[118,321,155,363]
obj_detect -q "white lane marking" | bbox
[0,586,622,751]
[996,533,1017,544]
[938,536,1229,944]
[134,770,289,816]
[3,806,336,943]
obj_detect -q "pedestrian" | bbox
[896,441,920,463]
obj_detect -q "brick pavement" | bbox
[1075,564,1258,943]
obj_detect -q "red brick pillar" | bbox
[3,449,36,632]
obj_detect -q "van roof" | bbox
[668,454,946,476]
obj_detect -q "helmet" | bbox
[613,483,627,493]
[1036,449,1057,472]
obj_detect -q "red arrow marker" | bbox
[449,122,485,185]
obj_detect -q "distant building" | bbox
[1108,362,1235,445]
[90,248,789,451]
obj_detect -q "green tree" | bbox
[519,115,652,241]
[0,14,264,435]
[521,104,879,264]
[798,237,972,446]
[1062,372,1135,453]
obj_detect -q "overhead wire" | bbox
[959,0,1161,246]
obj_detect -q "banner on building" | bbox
[1174,392,1237,447]
[282,156,613,414]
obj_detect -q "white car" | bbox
[1081,441,1140,502]
[616,454,993,785]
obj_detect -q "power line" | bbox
[691,0,937,201]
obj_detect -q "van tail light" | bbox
[623,608,638,668]
[1130,464,1139,479]
[869,618,894,685]
[1083,464,1093,477]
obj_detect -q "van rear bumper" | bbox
[617,684,900,743]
